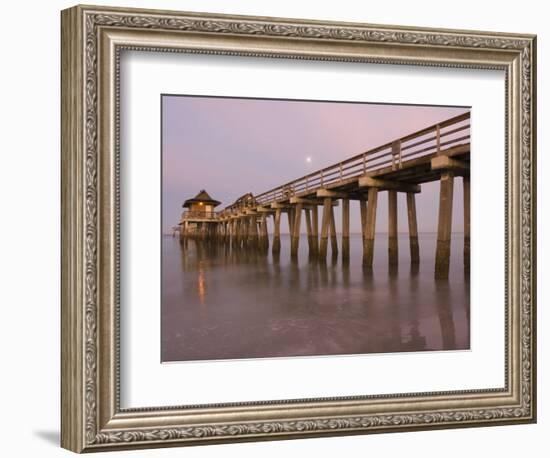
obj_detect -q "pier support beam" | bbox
[435,171,455,278]
[179,222,185,243]
[406,192,420,264]
[463,176,470,272]
[248,215,258,247]
[235,220,239,245]
[244,217,250,245]
[235,218,242,247]
[231,219,237,246]
[253,215,259,247]
[359,200,367,242]
[342,198,350,261]
[240,218,246,246]
[260,213,269,251]
[291,203,303,258]
[363,187,378,268]
[272,208,281,254]
[312,205,319,255]
[388,190,398,265]
[305,208,314,255]
[329,204,338,257]
[198,222,204,240]
[319,198,332,260]
[287,208,294,244]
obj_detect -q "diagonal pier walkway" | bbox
[179,112,470,278]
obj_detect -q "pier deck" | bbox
[178,111,470,278]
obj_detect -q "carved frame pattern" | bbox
[61,4,536,453]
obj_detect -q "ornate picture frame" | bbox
[61,4,536,453]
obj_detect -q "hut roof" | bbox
[182,189,221,208]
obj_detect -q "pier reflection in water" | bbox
[161,233,469,362]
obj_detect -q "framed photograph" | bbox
[61,4,537,453]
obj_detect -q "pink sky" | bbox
[162,95,469,234]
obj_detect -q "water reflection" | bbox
[162,233,470,362]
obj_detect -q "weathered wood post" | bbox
[329,203,338,257]
[243,216,248,245]
[272,208,281,254]
[257,219,263,249]
[342,198,350,261]
[262,213,269,251]
[230,219,236,246]
[234,218,241,247]
[248,215,258,247]
[359,199,367,242]
[435,171,455,278]
[291,203,303,258]
[388,190,398,265]
[245,217,250,247]
[319,197,332,260]
[210,223,215,242]
[256,220,261,240]
[406,192,420,264]
[463,176,470,272]
[305,208,313,255]
[240,217,246,246]
[287,208,294,246]
[364,187,378,268]
[179,221,185,243]
[243,216,249,246]
[251,214,259,248]
[311,205,319,255]
[259,212,268,251]
[197,222,203,240]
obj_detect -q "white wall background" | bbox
[0,1,545,457]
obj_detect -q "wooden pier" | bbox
[178,112,470,278]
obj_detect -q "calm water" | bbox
[161,233,469,362]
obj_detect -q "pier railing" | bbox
[247,111,470,207]
[181,210,220,220]
[180,111,471,278]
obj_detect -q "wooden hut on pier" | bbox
[179,190,221,240]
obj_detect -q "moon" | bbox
[306,156,312,163]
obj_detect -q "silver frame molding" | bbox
[61,4,536,453]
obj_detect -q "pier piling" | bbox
[388,190,398,265]
[406,192,420,264]
[435,171,455,278]
[272,208,281,254]
[363,187,378,268]
[291,203,303,258]
[312,205,319,255]
[329,204,338,257]
[342,198,350,261]
[305,208,314,254]
[319,198,331,260]
[463,176,470,273]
